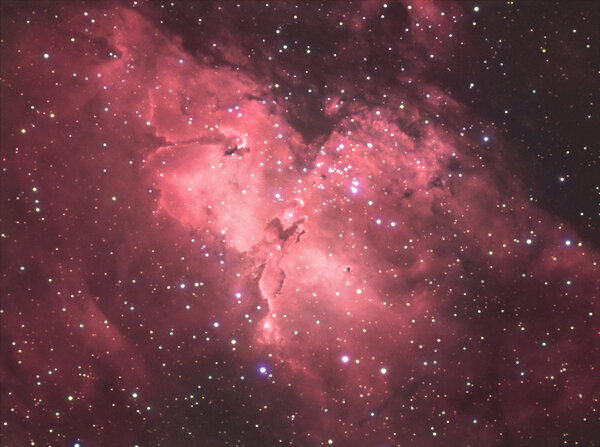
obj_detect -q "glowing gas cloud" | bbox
[1,1,598,446]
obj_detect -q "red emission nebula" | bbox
[1,1,599,446]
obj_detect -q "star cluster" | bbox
[1,1,599,446]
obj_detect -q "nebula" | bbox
[1,1,598,446]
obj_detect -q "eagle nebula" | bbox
[1,1,599,446]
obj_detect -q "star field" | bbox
[1,1,599,446]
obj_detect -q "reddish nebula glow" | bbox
[1,1,599,446]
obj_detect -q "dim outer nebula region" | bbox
[1,1,599,446]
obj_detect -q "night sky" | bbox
[1,1,599,446]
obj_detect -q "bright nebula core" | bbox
[1,1,599,446]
